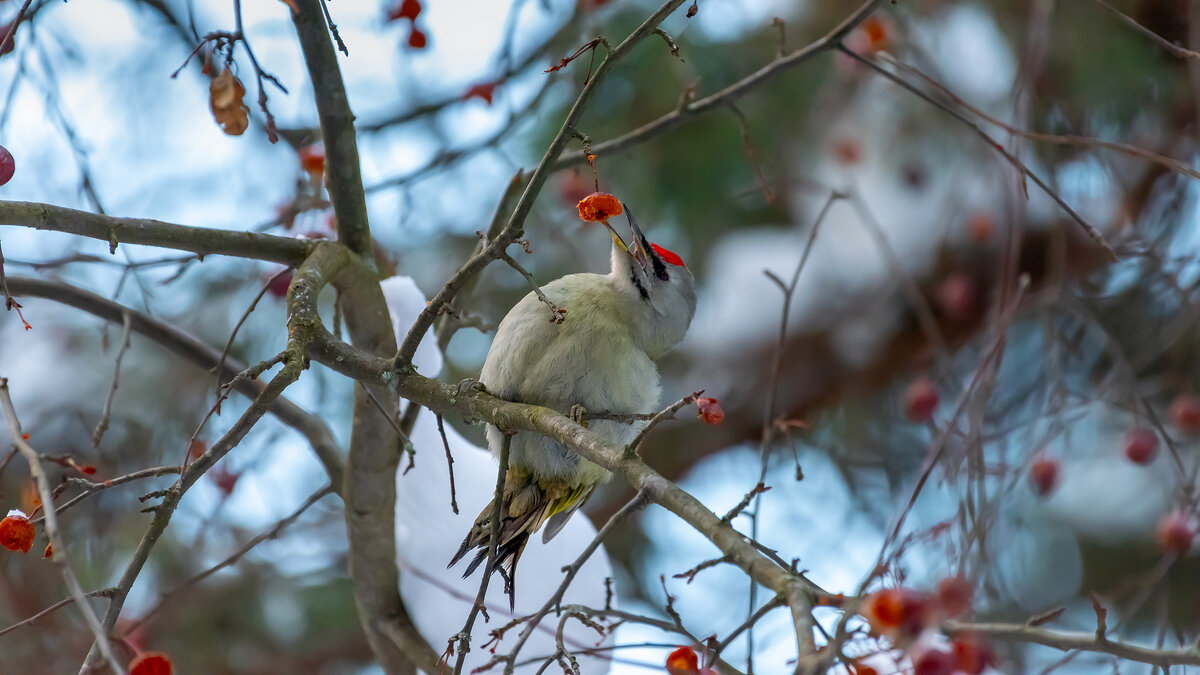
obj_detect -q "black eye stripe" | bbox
[631,273,649,300]
[650,249,669,281]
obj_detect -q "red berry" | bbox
[0,145,14,186]
[913,648,956,675]
[210,466,239,496]
[0,510,34,553]
[408,27,427,49]
[463,82,497,105]
[1156,511,1196,554]
[951,634,995,675]
[1123,428,1159,465]
[696,397,724,425]
[934,576,973,618]
[831,137,861,165]
[966,211,994,243]
[559,171,591,206]
[298,143,324,177]
[387,0,421,21]
[935,273,977,323]
[665,646,698,674]
[129,652,173,675]
[266,269,294,299]
[1029,452,1059,496]
[1170,395,1200,433]
[863,588,930,638]
[904,378,939,422]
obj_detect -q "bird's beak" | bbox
[601,219,628,252]
[622,204,653,271]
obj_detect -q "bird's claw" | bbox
[456,378,489,399]
[569,404,589,429]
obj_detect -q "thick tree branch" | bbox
[0,201,312,264]
[290,0,372,258]
[288,242,439,674]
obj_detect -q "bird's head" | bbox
[603,205,697,358]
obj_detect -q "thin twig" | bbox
[34,465,183,523]
[1091,0,1200,61]
[497,249,566,323]
[213,266,293,395]
[0,240,32,330]
[846,189,948,358]
[0,587,118,639]
[887,56,1200,183]
[627,391,705,454]
[79,360,304,671]
[945,619,1200,667]
[450,433,511,675]
[92,311,132,448]
[436,414,459,514]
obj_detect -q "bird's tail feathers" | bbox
[448,468,591,608]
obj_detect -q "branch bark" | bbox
[0,200,312,264]
[290,0,373,259]
[944,620,1200,668]
[288,242,439,674]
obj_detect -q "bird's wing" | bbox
[479,288,572,401]
[541,483,597,543]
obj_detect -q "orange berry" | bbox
[576,192,623,223]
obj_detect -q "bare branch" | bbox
[0,200,312,264]
[289,0,372,257]
[1091,0,1200,61]
[945,619,1200,668]
[121,484,334,636]
[0,587,118,640]
[91,311,132,448]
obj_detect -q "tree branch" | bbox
[0,200,312,264]
[290,0,372,258]
[287,241,439,674]
[944,620,1200,668]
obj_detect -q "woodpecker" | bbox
[449,206,696,596]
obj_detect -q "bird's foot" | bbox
[569,403,589,429]
[455,378,489,399]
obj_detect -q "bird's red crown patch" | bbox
[651,243,685,267]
